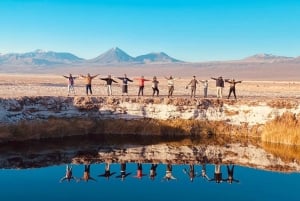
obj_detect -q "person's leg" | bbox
[233,88,236,99]
[138,86,142,96]
[157,88,159,96]
[141,86,144,96]
[86,85,89,95]
[217,87,220,98]
[220,87,223,98]
[89,85,93,95]
[152,87,155,96]
[228,88,232,99]
[68,85,71,95]
[204,87,207,98]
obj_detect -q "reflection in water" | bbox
[162,163,177,181]
[133,163,147,179]
[59,164,76,183]
[149,163,158,180]
[225,164,239,184]
[1,162,300,201]
[116,162,131,181]
[98,162,116,180]
[1,135,300,200]
[183,164,197,182]
[79,164,96,182]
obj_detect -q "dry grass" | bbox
[0,117,263,143]
[262,142,300,163]
[261,112,300,145]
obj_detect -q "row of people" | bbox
[63,74,242,99]
[60,163,238,184]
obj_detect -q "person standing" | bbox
[199,79,209,98]
[225,78,242,99]
[186,76,199,98]
[100,75,118,96]
[211,76,224,98]
[152,76,159,97]
[62,74,77,96]
[117,74,133,96]
[164,76,176,98]
[80,73,99,96]
[135,76,150,96]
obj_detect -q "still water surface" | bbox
[0,163,299,201]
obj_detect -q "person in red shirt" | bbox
[135,76,150,96]
[133,163,147,179]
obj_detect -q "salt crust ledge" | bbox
[0,96,299,126]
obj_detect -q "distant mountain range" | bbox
[0,47,181,66]
[0,47,299,66]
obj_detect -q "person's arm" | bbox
[110,172,116,176]
[91,74,99,79]
[59,177,67,182]
[112,79,118,83]
[80,75,85,78]
[89,177,97,182]
[62,76,68,79]
[235,81,242,84]
[127,78,133,82]
[211,77,217,80]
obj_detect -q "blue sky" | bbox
[0,0,299,62]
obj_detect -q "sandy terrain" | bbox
[0,73,299,99]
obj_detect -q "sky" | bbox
[0,0,299,62]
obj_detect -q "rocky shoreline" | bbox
[0,96,299,142]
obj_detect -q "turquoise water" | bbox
[0,163,299,201]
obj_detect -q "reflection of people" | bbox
[164,76,176,98]
[224,164,239,184]
[98,162,116,180]
[225,79,242,99]
[183,164,197,182]
[100,75,118,96]
[79,164,96,182]
[200,163,210,180]
[209,164,223,183]
[186,76,199,98]
[135,76,150,96]
[63,74,77,96]
[116,162,131,181]
[211,76,224,98]
[80,73,99,96]
[149,163,158,180]
[133,163,147,179]
[152,76,159,97]
[117,74,133,96]
[60,164,76,182]
[199,80,208,98]
[162,163,177,181]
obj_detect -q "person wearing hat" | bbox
[211,76,225,98]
